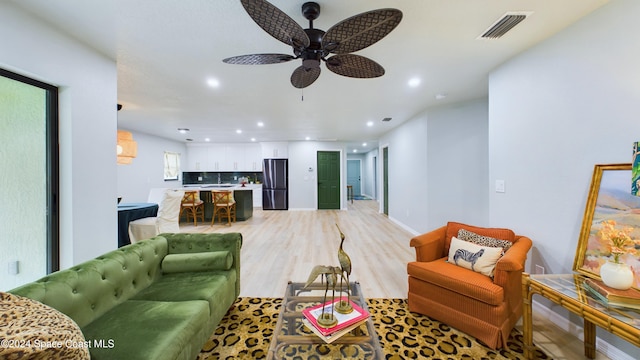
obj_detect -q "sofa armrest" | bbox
[493,235,532,287]
[162,232,243,297]
[410,226,447,262]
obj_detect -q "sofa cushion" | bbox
[445,222,515,253]
[407,258,504,305]
[131,270,237,319]
[0,292,90,360]
[457,229,513,254]
[82,299,209,360]
[161,251,233,273]
[447,237,503,277]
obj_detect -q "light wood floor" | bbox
[179,200,612,359]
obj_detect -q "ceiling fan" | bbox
[223,0,403,88]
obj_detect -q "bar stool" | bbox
[347,185,354,204]
[180,190,204,226]
[211,190,236,225]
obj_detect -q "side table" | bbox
[522,273,640,359]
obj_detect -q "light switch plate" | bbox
[495,180,505,193]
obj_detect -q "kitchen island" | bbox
[181,184,254,222]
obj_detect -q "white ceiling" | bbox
[11,0,609,153]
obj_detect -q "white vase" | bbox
[600,261,634,290]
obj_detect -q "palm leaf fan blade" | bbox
[322,9,402,54]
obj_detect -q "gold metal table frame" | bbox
[522,273,640,359]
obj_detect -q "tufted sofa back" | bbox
[9,237,168,328]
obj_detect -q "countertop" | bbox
[181,183,262,191]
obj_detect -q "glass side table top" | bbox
[529,274,640,329]
[266,281,383,360]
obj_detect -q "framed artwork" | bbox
[633,142,640,196]
[573,163,640,289]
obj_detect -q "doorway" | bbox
[383,146,389,216]
[0,68,59,290]
[317,151,340,209]
[346,159,361,197]
[373,156,378,200]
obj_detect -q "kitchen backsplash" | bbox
[182,171,263,185]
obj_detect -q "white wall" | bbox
[489,0,640,356]
[1,3,117,270]
[427,99,489,228]
[378,99,489,234]
[117,130,187,202]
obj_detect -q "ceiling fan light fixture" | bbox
[229,0,402,88]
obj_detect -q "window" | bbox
[0,68,59,290]
[164,151,180,181]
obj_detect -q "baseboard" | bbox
[532,300,634,360]
[387,216,420,236]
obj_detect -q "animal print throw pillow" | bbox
[457,228,513,254]
[447,236,503,277]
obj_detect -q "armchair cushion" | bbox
[447,237,503,277]
[407,258,504,305]
[457,229,513,253]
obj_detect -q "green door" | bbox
[317,151,340,209]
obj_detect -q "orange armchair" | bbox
[407,222,532,349]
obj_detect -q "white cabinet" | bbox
[186,145,208,171]
[244,144,262,171]
[187,143,263,172]
[247,184,262,207]
[206,144,226,170]
[261,142,288,159]
[224,144,245,170]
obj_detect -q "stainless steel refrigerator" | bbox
[262,159,288,210]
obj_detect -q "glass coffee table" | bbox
[266,281,383,359]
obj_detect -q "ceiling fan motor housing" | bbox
[301,28,325,69]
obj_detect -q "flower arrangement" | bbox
[597,220,640,263]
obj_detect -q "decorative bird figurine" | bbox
[335,224,353,314]
[304,265,340,328]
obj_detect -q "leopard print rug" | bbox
[198,297,551,360]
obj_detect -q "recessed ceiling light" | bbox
[362,142,367,147]
[305,136,311,141]
[204,138,210,142]
[257,122,264,127]
[178,128,190,134]
[435,93,447,100]
[236,129,242,134]
[250,138,256,142]
[408,77,421,87]
[366,121,374,127]
[353,149,358,153]
[206,78,220,88]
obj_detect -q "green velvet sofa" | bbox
[9,232,242,360]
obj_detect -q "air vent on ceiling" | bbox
[478,12,532,39]
[382,117,392,122]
